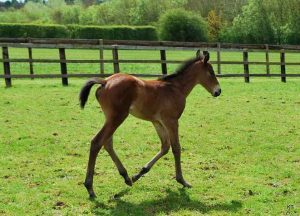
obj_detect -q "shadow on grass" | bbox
[91,188,242,215]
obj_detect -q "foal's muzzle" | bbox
[213,88,221,97]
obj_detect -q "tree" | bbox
[184,0,247,22]
[130,0,186,25]
[285,0,300,44]
[222,0,275,44]
[207,10,221,42]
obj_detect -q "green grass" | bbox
[1,48,300,77]
[0,78,299,215]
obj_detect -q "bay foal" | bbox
[80,52,221,198]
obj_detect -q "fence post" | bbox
[99,39,104,74]
[217,42,221,75]
[265,44,270,76]
[280,49,286,83]
[28,46,34,79]
[243,49,250,83]
[160,50,167,75]
[59,48,68,86]
[112,45,120,73]
[28,38,34,79]
[2,46,11,87]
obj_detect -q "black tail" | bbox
[79,78,106,109]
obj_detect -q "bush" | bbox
[0,23,69,38]
[68,25,157,40]
[158,9,208,42]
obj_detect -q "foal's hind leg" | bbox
[104,138,132,186]
[84,124,111,198]
[84,113,128,198]
[132,122,170,183]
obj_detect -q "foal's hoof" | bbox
[176,178,192,188]
[84,182,97,198]
[125,177,133,186]
[89,193,97,199]
[132,174,139,183]
[182,182,192,188]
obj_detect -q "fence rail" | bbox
[1,38,300,87]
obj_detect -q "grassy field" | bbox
[0,77,299,215]
[1,48,300,78]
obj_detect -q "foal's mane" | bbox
[158,55,203,81]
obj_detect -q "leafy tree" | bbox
[130,0,186,25]
[184,0,247,22]
[207,10,221,42]
[285,0,300,44]
[264,0,291,44]
[222,0,275,44]
[61,5,81,24]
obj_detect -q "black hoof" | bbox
[176,178,192,188]
[84,182,96,198]
[89,193,96,199]
[132,174,140,183]
[183,183,192,188]
[125,177,133,186]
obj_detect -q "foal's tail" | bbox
[79,78,106,109]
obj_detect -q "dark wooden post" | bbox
[280,49,286,83]
[59,48,68,86]
[160,50,167,75]
[99,39,104,74]
[217,43,221,75]
[265,44,270,76]
[28,47,34,79]
[243,49,250,83]
[2,46,11,87]
[112,45,120,73]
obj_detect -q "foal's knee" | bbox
[90,134,108,152]
[161,145,170,155]
[90,138,101,152]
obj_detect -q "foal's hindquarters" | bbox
[83,74,191,198]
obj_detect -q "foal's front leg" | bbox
[165,120,192,188]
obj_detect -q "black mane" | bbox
[158,56,203,81]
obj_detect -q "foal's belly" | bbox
[129,102,159,121]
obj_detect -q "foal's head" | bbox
[195,51,221,97]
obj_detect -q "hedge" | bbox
[67,25,157,40]
[0,23,158,40]
[0,23,69,38]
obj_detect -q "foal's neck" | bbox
[170,66,198,97]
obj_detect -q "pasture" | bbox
[0,76,299,215]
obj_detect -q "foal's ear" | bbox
[203,51,210,64]
[196,49,201,58]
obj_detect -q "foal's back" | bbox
[96,73,184,121]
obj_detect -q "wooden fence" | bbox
[1,38,300,87]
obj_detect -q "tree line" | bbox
[0,0,299,44]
